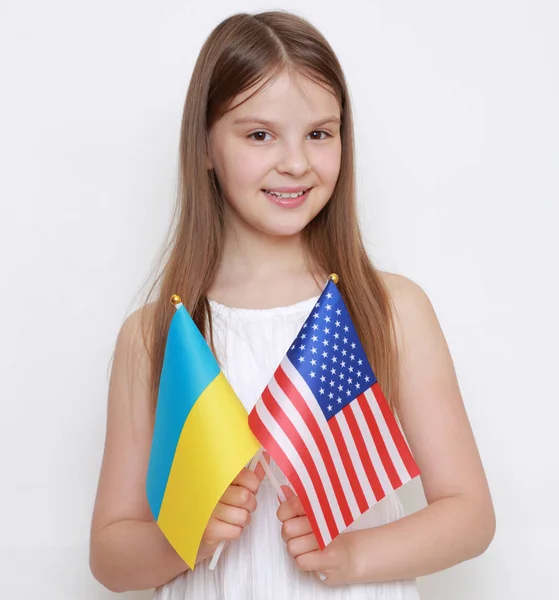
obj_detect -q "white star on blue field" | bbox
[286,280,377,420]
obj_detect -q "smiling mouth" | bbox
[262,188,311,198]
[261,188,312,208]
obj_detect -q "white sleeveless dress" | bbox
[154,296,420,600]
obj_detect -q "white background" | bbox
[1,1,557,598]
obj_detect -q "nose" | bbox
[276,139,311,177]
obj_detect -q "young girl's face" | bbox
[207,70,342,238]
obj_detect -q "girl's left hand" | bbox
[276,486,355,586]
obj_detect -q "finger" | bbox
[220,485,257,512]
[252,451,271,481]
[277,491,305,522]
[294,549,323,572]
[295,545,340,576]
[202,519,243,544]
[212,502,251,527]
[281,515,313,542]
[287,533,320,558]
[232,467,263,494]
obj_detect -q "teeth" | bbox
[265,189,308,198]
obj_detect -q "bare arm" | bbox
[343,274,496,583]
[89,308,189,592]
[89,308,263,592]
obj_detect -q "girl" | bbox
[89,10,495,599]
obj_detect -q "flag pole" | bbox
[209,279,338,578]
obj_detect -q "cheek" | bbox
[213,140,251,187]
[312,145,342,184]
[229,148,249,182]
[228,146,268,188]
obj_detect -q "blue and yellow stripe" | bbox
[146,301,259,568]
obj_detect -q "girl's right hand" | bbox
[196,459,267,563]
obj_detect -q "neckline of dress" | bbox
[208,294,320,319]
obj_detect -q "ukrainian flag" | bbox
[146,295,260,569]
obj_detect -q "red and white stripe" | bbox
[248,357,420,548]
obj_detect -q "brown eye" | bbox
[308,131,331,140]
[248,131,271,142]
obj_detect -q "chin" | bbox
[262,202,329,236]
[258,222,308,238]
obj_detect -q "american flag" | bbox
[248,279,420,548]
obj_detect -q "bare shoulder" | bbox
[107,301,160,421]
[117,302,156,348]
[377,271,439,338]
[113,303,157,379]
[102,302,159,424]
[378,270,429,300]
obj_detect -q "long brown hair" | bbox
[140,10,399,413]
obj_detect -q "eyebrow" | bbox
[232,115,341,128]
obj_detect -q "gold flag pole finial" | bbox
[328,273,339,284]
[170,294,182,306]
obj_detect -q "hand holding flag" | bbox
[248,275,420,550]
[277,486,353,584]
[146,294,260,569]
[200,460,267,564]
